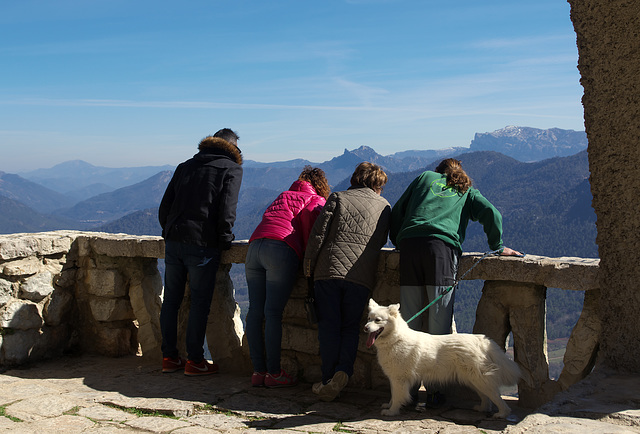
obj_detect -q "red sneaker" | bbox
[264,369,298,388]
[252,371,266,387]
[162,356,186,373]
[184,359,219,376]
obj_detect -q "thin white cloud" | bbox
[0,35,152,56]
[470,34,574,50]
[332,78,390,106]
[0,97,417,113]
[344,0,400,4]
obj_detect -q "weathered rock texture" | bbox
[569,0,640,372]
[0,232,600,409]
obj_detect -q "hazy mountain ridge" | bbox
[0,195,87,233]
[0,171,76,213]
[95,208,161,236]
[53,171,173,225]
[19,159,175,198]
[243,158,314,169]
[388,147,468,160]
[1,126,589,240]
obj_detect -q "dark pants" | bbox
[315,279,370,384]
[160,240,221,362]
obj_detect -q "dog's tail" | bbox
[500,357,522,386]
[489,343,521,386]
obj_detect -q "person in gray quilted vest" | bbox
[304,162,391,402]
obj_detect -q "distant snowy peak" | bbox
[485,125,579,140]
[346,145,380,159]
[470,126,587,161]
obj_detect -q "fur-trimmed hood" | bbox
[198,136,243,165]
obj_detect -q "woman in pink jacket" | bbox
[245,166,330,387]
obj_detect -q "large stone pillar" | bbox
[568,0,640,372]
[474,280,560,408]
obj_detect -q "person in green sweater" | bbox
[389,158,521,407]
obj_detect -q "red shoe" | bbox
[252,371,266,387]
[162,356,186,373]
[264,369,297,388]
[184,359,219,376]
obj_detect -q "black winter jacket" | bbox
[158,137,243,249]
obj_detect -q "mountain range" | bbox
[1,125,591,255]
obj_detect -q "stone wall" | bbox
[0,233,76,365]
[568,0,640,372]
[0,231,601,409]
[0,231,165,364]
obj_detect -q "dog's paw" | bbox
[492,409,511,419]
[473,403,492,413]
[381,408,400,417]
[380,402,390,409]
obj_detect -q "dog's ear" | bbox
[368,299,379,310]
[389,303,400,317]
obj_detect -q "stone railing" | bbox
[0,231,600,409]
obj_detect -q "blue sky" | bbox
[0,0,583,172]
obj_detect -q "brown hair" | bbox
[350,162,388,193]
[435,158,472,193]
[298,166,331,199]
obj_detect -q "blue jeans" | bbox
[315,279,370,384]
[160,240,221,362]
[245,238,299,374]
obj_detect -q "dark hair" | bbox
[350,162,388,193]
[298,166,331,199]
[435,158,472,193]
[213,128,239,146]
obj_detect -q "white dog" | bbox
[364,299,521,418]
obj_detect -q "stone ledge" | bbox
[75,233,163,258]
[459,253,599,291]
[0,231,164,261]
[1,234,599,292]
[221,243,599,291]
[0,231,75,261]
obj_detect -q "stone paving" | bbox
[0,355,638,433]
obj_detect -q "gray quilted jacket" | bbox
[303,186,391,290]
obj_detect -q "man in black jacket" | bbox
[158,128,243,376]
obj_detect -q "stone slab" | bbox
[504,413,640,433]
[124,415,191,431]
[4,394,81,421]
[186,413,249,430]
[16,414,97,433]
[97,396,196,418]
[0,380,63,406]
[272,414,337,431]
[76,404,137,422]
[460,253,599,291]
[0,232,74,261]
